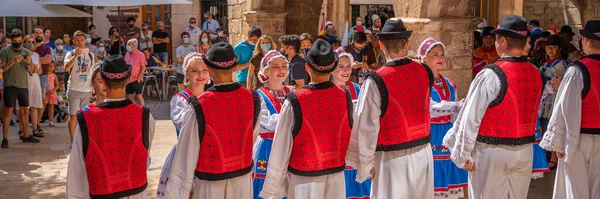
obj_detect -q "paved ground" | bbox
[0,98,555,198]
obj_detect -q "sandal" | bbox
[49,122,55,127]
[32,129,44,138]
[548,160,557,170]
[18,130,24,140]
[37,125,44,133]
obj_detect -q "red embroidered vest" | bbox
[76,100,150,198]
[288,82,353,176]
[477,57,543,145]
[371,58,433,151]
[190,83,260,181]
[430,77,457,124]
[571,54,600,134]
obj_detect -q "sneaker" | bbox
[1,139,7,148]
[49,122,55,127]
[22,136,40,143]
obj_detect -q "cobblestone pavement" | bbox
[0,99,554,198]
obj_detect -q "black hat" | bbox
[546,35,562,46]
[541,31,551,38]
[559,25,575,36]
[100,55,131,82]
[325,29,338,38]
[376,18,412,40]
[202,42,238,70]
[481,26,495,37]
[491,14,529,39]
[305,39,338,73]
[580,20,600,40]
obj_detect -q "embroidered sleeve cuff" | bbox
[356,155,374,183]
[164,171,192,199]
[259,174,287,199]
[539,132,565,153]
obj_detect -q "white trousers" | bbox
[469,143,533,199]
[371,144,434,199]
[192,173,253,199]
[553,134,600,199]
[287,171,346,199]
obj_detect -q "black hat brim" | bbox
[491,29,528,39]
[376,31,412,40]
[202,56,238,70]
[580,29,600,40]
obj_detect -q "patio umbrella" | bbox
[42,0,192,53]
[0,0,92,17]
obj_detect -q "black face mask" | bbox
[12,42,21,49]
[35,36,43,43]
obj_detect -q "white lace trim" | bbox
[531,172,545,179]
[434,187,465,199]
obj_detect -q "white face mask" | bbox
[56,45,63,51]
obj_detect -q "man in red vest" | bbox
[442,15,543,198]
[165,42,262,199]
[346,18,435,198]
[540,20,600,199]
[66,55,156,198]
[259,39,353,199]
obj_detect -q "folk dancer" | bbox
[156,52,210,198]
[66,55,156,198]
[331,48,370,199]
[259,40,353,199]
[252,50,294,198]
[523,35,553,179]
[540,20,600,199]
[164,42,262,199]
[442,15,543,198]
[417,38,468,199]
[346,18,435,199]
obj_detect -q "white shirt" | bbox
[66,98,156,199]
[441,68,501,168]
[184,25,202,46]
[65,50,95,92]
[539,66,584,163]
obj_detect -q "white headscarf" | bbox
[258,50,288,83]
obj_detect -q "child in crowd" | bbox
[56,83,69,123]
[43,63,59,127]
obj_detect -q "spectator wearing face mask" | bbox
[344,31,376,83]
[140,22,153,53]
[349,16,365,41]
[247,35,276,89]
[234,26,262,88]
[185,17,201,46]
[175,32,197,89]
[212,27,228,44]
[88,24,102,46]
[202,12,219,39]
[152,21,169,64]
[52,39,67,84]
[196,31,212,54]
[122,17,141,49]
[96,40,108,61]
[84,33,97,55]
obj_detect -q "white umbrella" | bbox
[41,0,193,6]
[0,0,92,17]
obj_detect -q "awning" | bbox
[41,0,193,6]
[350,0,392,5]
[0,0,92,17]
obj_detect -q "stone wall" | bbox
[523,0,566,29]
[286,0,323,36]
[228,0,287,46]
[171,0,202,57]
[394,0,478,98]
